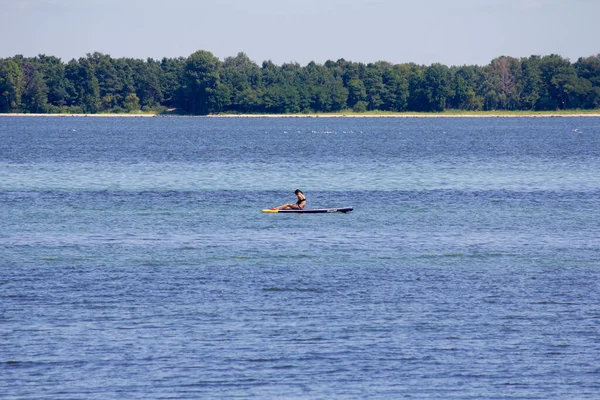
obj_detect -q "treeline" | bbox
[1,50,599,114]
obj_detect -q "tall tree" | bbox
[574,55,600,108]
[379,63,410,112]
[0,59,24,112]
[538,54,577,110]
[449,65,483,110]
[490,56,521,110]
[130,58,164,109]
[36,54,69,108]
[65,58,100,113]
[222,52,262,113]
[364,63,385,111]
[425,63,450,111]
[21,62,48,113]
[520,56,542,110]
[160,57,185,108]
[179,50,226,114]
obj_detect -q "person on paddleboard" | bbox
[274,189,306,210]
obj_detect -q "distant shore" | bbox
[1,112,599,118]
[207,112,600,118]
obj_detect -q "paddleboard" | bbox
[262,207,353,214]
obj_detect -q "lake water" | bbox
[1,116,599,399]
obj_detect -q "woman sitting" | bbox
[275,189,306,210]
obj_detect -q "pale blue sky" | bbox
[1,0,598,66]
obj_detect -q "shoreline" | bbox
[1,112,599,118]
[206,113,600,118]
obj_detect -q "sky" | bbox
[1,0,598,66]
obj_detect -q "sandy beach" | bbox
[0,113,157,118]
[205,113,600,118]
[1,112,599,118]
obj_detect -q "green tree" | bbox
[130,58,164,109]
[0,59,24,112]
[561,75,593,109]
[179,50,224,114]
[479,66,501,110]
[407,64,427,111]
[222,52,262,113]
[259,61,307,113]
[21,62,49,113]
[323,60,350,111]
[449,65,483,110]
[364,63,385,110]
[574,55,600,108]
[538,54,577,110]
[64,58,100,113]
[82,53,133,111]
[299,61,344,112]
[425,63,450,111]
[379,63,409,112]
[262,84,301,113]
[303,61,329,112]
[123,93,140,112]
[347,79,367,109]
[160,57,185,108]
[329,77,349,111]
[36,54,69,108]
[520,56,542,110]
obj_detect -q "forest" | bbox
[1,50,599,115]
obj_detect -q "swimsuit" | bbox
[296,198,306,206]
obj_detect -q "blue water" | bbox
[1,116,599,399]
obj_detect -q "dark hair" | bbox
[295,189,303,195]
